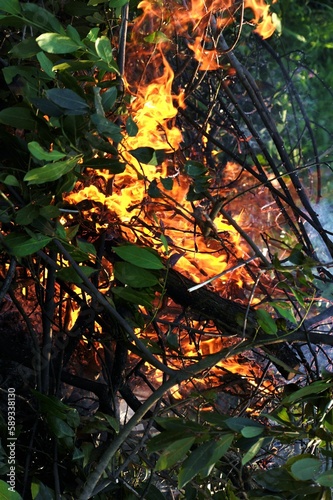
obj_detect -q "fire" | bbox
[64,0,278,403]
[246,0,277,39]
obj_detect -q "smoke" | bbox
[307,200,333,264]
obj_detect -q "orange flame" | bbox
[64,0,278,399]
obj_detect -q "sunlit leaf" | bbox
[255,308,278,335]
[272,302,297,324]
[95,36,113,64]
[282,379,333,404]
[144,31,170,44]
[24,157,80,185]
[36,33,81,53]
[242,436,266,465]
[113,245,164,269]
[0,479,22,499]
[28,141,66,161]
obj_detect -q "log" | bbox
[164,268,300,379]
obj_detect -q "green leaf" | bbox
[160,234,169,254]
[3,233,52,257]
[0,0,21,15]
[21,3,65,34]
[56,266,96,284]
[225,417,264,433]
[126,115,139,137]
[2,175,19,187]
[95,36,113,64]
[52,60,94,73]
[31,480,55,500]
[160,177,173,190]
[24,156,80,185]
[46,89,89,113]
[83,157,125,173]
[108,0,129,8]
[114,261,159,288]
[9,37,40,58]
[0,106,37,130]
[255,468,298,492]
[178,434,234,488]
[28,141,66,161]
[85,132,118,155]
[241,426,265,438]
[316,470,333,487]
[76,239,97,257]
[184,160,207,178]
[39,206,61,219]
[91,114,123,142]
[290,457,321,481]
[0,479,22,499]
[16,205,40,226]
[113,245,164,269]
[155,437,195,471]
[36,52,56,78]
[36,33,81,54]
[255,308,278,335]
[241,436,266,465]
[148,179,163,198]
[144,31,170,44]
[112,286,155,308]
[101,87,118,112]
[272,302,297,324]
[129,146,155,164]
[282,380,333,404]
[66,25,81,45]
[47,416,75,438]
[148,430,192,453]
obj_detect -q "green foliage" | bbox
[145,375,333,498]
[0,0,332,498]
